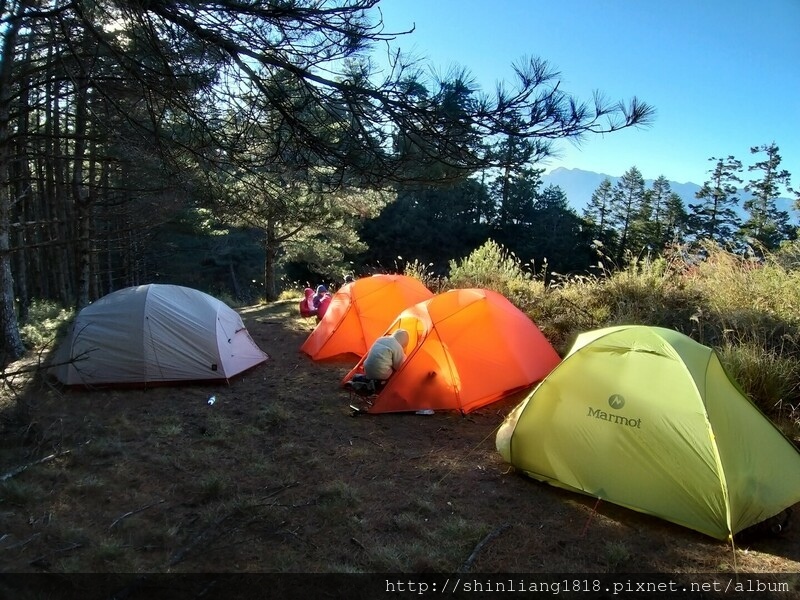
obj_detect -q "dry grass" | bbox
[1,299,799,579]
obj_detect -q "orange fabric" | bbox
[300,274,434,361]
[343,288,561,414]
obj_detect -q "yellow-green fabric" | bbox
[497,325,800,540]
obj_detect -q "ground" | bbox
[1,300,799,589]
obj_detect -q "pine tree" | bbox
[647,176,673,246]
[740,143,795,251]
[610,167,647,263]
[688,156,743,245]
[490,163,543,228]
[480,106,547,226]
[662,192,690,247]
[530,185,589,274]
[583,178,615,244]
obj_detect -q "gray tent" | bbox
[50,284,268,385]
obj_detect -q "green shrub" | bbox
[689,246,800,325]
[19,300,73,350]
[531,255,704,354]
[446,240,542,310]
[683,246,800,355]
[600,258,706,334]
[403,259,443,293]
[278,289,302,301]
[716,339,800,417]
[528,276,607,355]
[773,238,800,270]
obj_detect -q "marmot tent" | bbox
[50,284,269,386]
[343,288,561,414]
[300,274,433,361]
[496,325,800,540]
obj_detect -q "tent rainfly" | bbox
[50,284,269,386]
[300,273,433,361]
[343,288,561,414]
[497,325,800,540]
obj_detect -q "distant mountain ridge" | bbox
[541,167,797,221]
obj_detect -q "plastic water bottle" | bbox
[208,395,216,406]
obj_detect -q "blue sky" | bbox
[375,0,800,189]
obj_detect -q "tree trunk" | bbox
[12,157,30,326]
[229,259,242,300]
[0,1,28,360]
[12,34,34,324]
[72,73,91,310]
[50,68,72,307]
[263,220,279,301]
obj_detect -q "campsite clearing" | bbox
[1,300,800,578]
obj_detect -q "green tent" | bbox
[496,325,800,540]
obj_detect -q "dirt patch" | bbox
[1,300,799,579]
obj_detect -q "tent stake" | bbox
[580,497,603,537]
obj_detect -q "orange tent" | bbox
[342,288,561,413]
[300,274,434,361]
